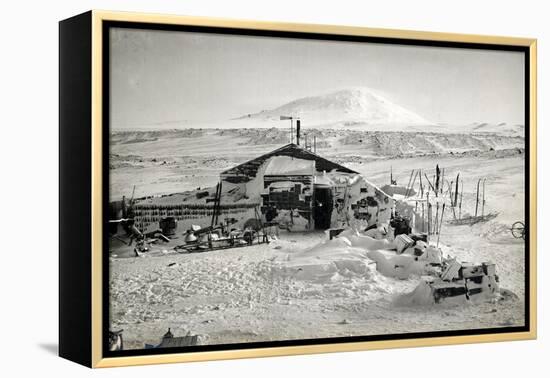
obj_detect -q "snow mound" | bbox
[366,250,430,280]
[278,237,372,282]
[393,281,435,306]
[268,235,397,299]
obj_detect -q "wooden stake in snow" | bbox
[405,169,415,196]
[435,167,440,233]
[448,181,457,220]
[422,202,426,232]
[434,202,439,234]
[210,182,223,227]
[424,173,435,192]
[437,203,446,248]
[427,193,432,239]
[419,169,424,197]
[406,170,419,198]
[475,178,481,217]
[435,165,441,193]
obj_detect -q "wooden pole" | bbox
[475,178,481,217]
[424,173,435,192]
[405,170,415,196]
[437,203,446,248]
[434,200,439,233]
[419,169,424,197]
[448,183,457,220]
[422,202,426,232]
[406,170,419,198]
[428,201,432,240]
[434,164,441,196]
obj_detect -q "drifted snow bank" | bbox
[269,230,410,300]
[366,250,430,280]
[269,228,503,308]
[393,281,435,306]
[272,228,437,284]
[278,237,374,283]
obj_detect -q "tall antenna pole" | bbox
[280,116,295,144]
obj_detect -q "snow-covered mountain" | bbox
[237,87,432,128]
[112,87,523,135]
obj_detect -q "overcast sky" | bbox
[110,27,525,129]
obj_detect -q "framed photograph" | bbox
[59,10,537,368]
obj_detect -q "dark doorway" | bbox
[313,187,333,229]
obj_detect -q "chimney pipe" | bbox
[296,120,301,145]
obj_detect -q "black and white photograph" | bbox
[106,25,528,352]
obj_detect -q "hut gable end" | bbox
[221,144,357,183]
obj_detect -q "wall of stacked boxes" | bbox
[132,203,259,232]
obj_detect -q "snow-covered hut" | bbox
[220,144,394,231]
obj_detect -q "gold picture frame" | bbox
[59,10,537,368]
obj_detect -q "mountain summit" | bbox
[238,88,432,127]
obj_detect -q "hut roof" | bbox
[221,144,357,183]
[264,156,316,176]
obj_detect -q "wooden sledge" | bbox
[448,212,499,226]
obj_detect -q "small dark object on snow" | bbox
[364,223,377,232]
[409,233,428,243]
[145,328,199,349]
[390,215,411,236]
[159,216,177,236]
[329,228,345,240]
[196,191,209,199]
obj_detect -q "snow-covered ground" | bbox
[109,129,525,350]
[109,127,524,201]
[110,226,524,350]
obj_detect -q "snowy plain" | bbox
[109,122,526,349]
